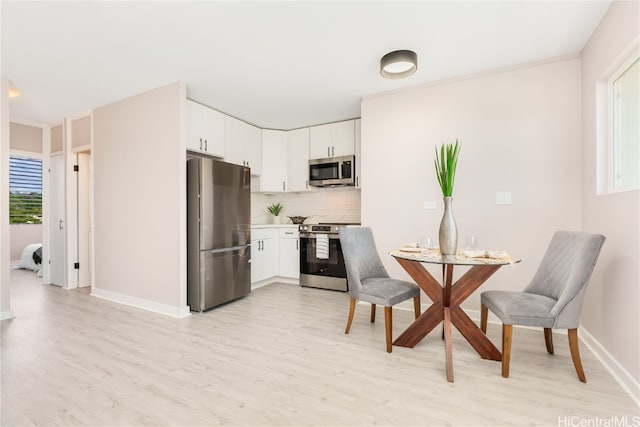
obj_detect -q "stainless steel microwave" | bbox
[309,155,355,187]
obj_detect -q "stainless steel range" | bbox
[299,223,359,292]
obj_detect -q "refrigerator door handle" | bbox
[208,245,250,255]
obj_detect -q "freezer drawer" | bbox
[189,246,251,312]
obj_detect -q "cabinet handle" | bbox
[332,146,335,156]
[356,176,359,187]
[199,138,203,150]
[282,181,285,191]
[296,240,298,250]
[327,146,330,157]
[204,139,208,151]
[59,219,64,230]
[305,179,308,189]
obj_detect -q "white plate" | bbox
[462,249,486,258]
[399,247,422,253]
[488,250,508,259]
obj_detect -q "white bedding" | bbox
[17,243,43,273]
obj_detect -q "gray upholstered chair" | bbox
[339,227,421,353]
[480,231,605,382]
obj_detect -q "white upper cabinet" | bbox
[225,116,262,176]
[309,120,355,159]
[288,127,310,192]
[186,100,225,157]
[258,129,288,192]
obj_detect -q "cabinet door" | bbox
[225,116,262,176]
[244,124,262,176]
[260,130,288,192]
[262,237,277,278]
[309,121,355,159]
[251,239,267,283]
[202,107,226,158]
[186,100,205,152]
[288,128,310,192]
[331,120,355,157]
[309,124,332,159]
[354,119,361,188]
[279,237,300,279]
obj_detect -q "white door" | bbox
[49,154,65,286]
[77,153,91,287]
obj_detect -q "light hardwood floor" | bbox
[2,269,638,426]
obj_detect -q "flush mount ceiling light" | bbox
[380,50,418,79]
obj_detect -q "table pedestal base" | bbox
[392,258,502,382]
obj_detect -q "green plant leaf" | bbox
[434,140,460,197]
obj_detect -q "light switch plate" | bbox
[423,201,437,210]
[496,191,512,205]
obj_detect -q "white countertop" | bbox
[251,224,299,229]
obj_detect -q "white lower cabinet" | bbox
[251,226,299,285]
[278,228,300,279]
[251,229,278,284]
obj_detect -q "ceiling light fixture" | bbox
[8,81,20,98]
[380,50,418,79]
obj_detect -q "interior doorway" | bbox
[76,152,91,288]
[48,153,65,286]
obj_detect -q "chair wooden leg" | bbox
[370,303,376,323]
[480,304,488,334]
[384,306,392,353]
[544,328,554,354]
[413,295,421,320]
[345,297,356,334]
[502,324,513,378]
[568,328,586,383]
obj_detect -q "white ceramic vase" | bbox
[439,196,458,255]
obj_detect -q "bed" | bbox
[16,243,43,274]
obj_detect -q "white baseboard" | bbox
[91,288,191,318]
[394,301,639,407]
[251,276,299,290]
[0,309,16,321]
[579,326,640,407]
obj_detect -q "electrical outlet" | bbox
[423,201,437,210]
[496,191,512,205]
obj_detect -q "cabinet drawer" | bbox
[252,228,278,240]
[279,228,299,239]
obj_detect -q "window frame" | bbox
[9,152,44,224]
[606,51,640,194]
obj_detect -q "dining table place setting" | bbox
[392,242,518,266]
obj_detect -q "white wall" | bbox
[10,224,42,261]
[581,0,639,386]
[251,189,361,225]
[1,78,15,320]
[92,82,188,317]
[361,57,582,310]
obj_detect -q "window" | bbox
[9,156,43,224]
[610,57,639,192]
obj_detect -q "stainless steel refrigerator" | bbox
[187,156,251,311]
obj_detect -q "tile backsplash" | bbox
[251,188,361,225]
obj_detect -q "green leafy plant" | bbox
[434,139,461,197]
[267,202,284,216]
